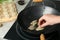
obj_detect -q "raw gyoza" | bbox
[0,1,18,22]
[28,20,44,31]
[36,26,44,31]
[28,20,37,30]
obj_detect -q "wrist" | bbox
[56,16,60,23]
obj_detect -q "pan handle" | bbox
[33,0,43,2]
[40,34,45,40]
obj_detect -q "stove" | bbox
[4,1,60,40]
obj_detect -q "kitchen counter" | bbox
[0,0,30,38]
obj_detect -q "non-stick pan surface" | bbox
[17,5,60,38]
[18,6,43,35]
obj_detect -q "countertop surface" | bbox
[0,0,30,39]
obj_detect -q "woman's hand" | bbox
[38,14,60,28]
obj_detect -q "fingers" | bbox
[38,16,46,27]
[38,14,49,28]
[40,34,45,40]
[41,22,49,27]
[38,16,44,26]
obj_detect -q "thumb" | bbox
[41,23,49,28]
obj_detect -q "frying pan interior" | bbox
[17,5,59,37]
[18,5,43,33]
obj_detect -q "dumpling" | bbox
[36,26,44,31]
[28,20,37,30]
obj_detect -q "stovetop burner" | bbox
[16,22,39,40]
[4,21,39,40]
[4,21,22,40]
[16,23,29,40]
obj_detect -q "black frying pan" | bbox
[17,5,60,38]
[17,6,43,35]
